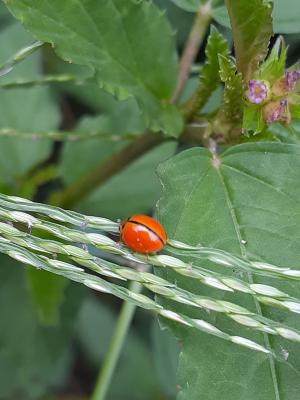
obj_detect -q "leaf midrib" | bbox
[217,160,281,400]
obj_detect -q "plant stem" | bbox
[171,0,212,103]
[0,41,43,77]
[91,280,143,400]
[49,131,165,208]
[0,74,89,89]
[0,127,139,142]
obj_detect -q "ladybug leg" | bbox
[115,240,125,250]
[146,253,153,262]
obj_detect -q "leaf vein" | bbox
[217,163,281,400]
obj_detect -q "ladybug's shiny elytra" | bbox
[120,214,167,254]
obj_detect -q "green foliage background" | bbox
[1,0,300,399]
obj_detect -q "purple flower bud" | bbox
[285,70,300,91]
[246,80,269,104]
[263,98,290,124]
[273,70,300,96]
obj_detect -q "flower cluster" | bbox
[245,70,300,125]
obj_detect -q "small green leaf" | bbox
[224,0,273,80]
[26,268,67,325]
[4,0,183,135]
[257,36,287,83]
[197,26,229,111]
[242,105,265,135]
[216,54,243,140]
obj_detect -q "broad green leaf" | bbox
[156,0,195,47]
[50,58,147,131]
[77,142,176,220]
[0,24,64,326]
[26,268,67,325]
[64,83,147,133]
[224,0,273,80]
[197,26,229,111]
[4,0,183,135]
[76,296,163,399]
[60,115,127,185]
[0,23,60,185]
[157,142,300,399]
[0,258,82,398]
[152,319,180,398]
[60,115,176,219]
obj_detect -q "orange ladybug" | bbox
[120,214,167,254]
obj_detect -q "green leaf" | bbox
[197,26,229,111]
[76,296,162,399]
[76,142,177,220]
[60,114,176,218]
[268,121,300,143]
[156,0,196,49]
[242,105,265,135]
[4,0,183,135]
[0,1,11,24]
[290,103,300,120]
[170,0,204,12]
[169,0,221,12]
[257,36,287,83]
[157,142,300,399]
[212,4,231,27]
[213,1,300,34]
[60,115,126,185]
[224,0,273,80]
[0,23,60,184]
[26,268,67,325]
[0,258,82,398]
[272,0,300,33]
[216,54,243,140]
[48,56,148,133]
[151,319,180,398]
